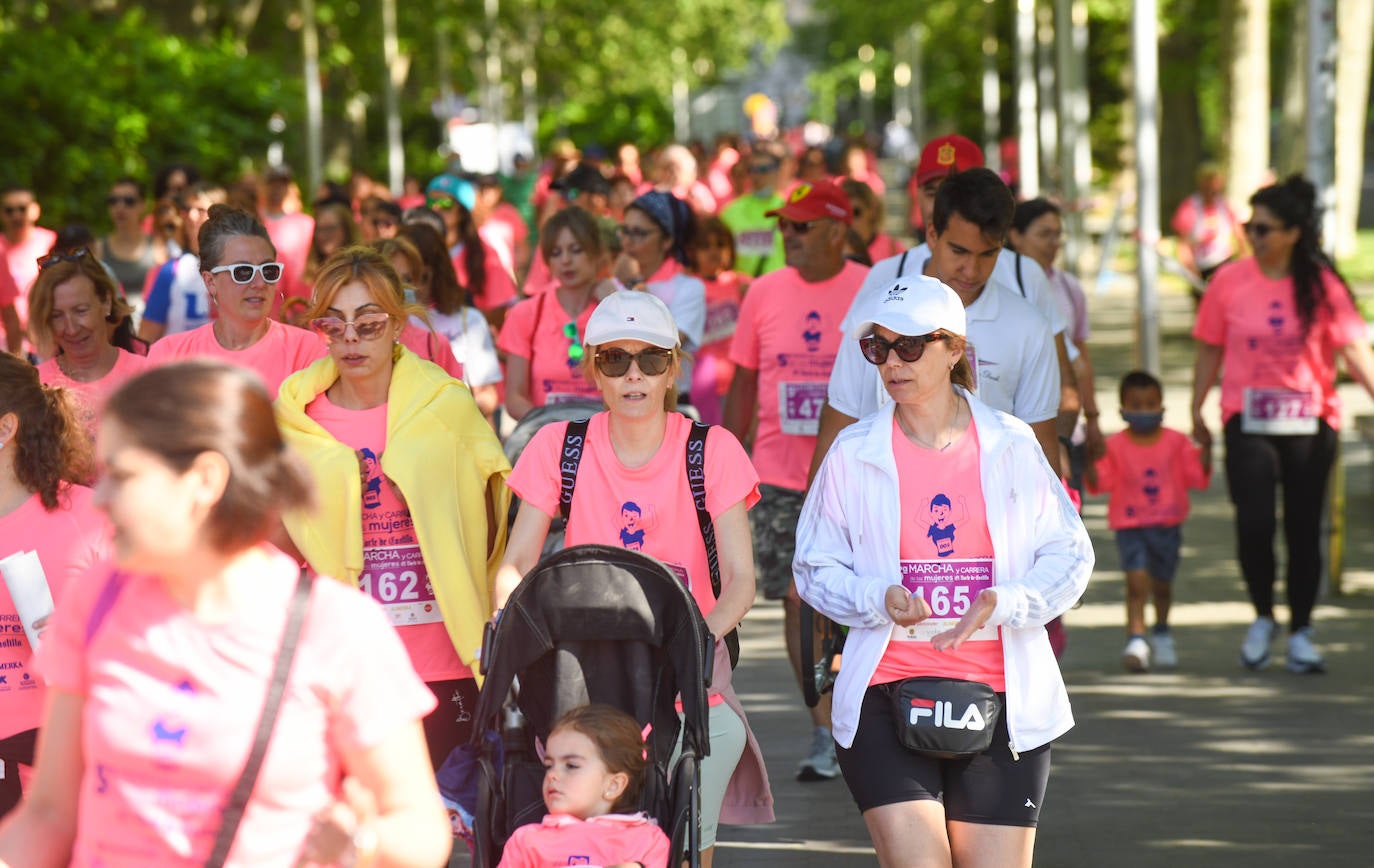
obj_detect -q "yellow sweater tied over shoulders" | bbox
[275,346,511,679]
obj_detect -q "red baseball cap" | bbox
[766,180,853,224]
[915,134,984,186]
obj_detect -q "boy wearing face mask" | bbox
[1086,370,1212,672]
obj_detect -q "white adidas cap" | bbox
[849,275,966,339]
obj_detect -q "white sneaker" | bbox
[1150,630,1178,669]
[1121,635,1150,672]
[1285,627,1327,674]
[1240,617,1277,670]
[797,726,840,781]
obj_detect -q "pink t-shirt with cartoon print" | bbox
[506,412,759,618]
[0,486,110,739]
[497,292,600,408]
[305,394,471,683]
[1087,428,1210,530]
[1193,259,1367,430]
[871,417,1005,691]
[35,547,436,868]
[729,260,868,492]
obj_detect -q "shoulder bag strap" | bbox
[896,249,910,277]
[558,418,591,522]
[1014,252,1026,297]
[686,421,738,667]
[204,568,314,868]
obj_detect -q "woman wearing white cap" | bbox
[794,276,1092,868]
[494,290,774,865]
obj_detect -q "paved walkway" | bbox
[714,278,1374,867]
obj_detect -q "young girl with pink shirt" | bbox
[1086,371,1211,672]
[0,357,110,819]
[498,705,671,868]
[687,217,748,425]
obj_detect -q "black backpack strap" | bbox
[686,421,739,668]
[205,568,313,868]
[896,249,911,277]
[559,418,590,522]
[1014,252,1026,297]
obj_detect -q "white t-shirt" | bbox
[829,249,1060,424]
[411,307,503,387]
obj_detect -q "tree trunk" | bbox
[1275,0,1308,176]
[1222,0,1271,206]
[1333,0,1372,257]
[1159,16,1205,224]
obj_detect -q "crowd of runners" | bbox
[0,127,1369,868]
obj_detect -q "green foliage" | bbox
[0,7,294,227]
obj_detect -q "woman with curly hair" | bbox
[0,355,110,819]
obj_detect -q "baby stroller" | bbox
[471,544,715,868]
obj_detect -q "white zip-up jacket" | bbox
[794,389,1093,753]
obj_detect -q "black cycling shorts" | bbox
[836,683,1051,827]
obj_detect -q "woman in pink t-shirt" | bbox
[0,357,109,819]
[496,290,774,868]
[1191,175,1374,674]
[145,206,326,399]
[794,275,1092,868]
[276,246,510,788]
[498,208,614,421]
[0,361,450,867]
[687,217,748,425]
[28,254,149,442]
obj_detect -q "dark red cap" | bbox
[765,180,853,224]
[915,135,984,186]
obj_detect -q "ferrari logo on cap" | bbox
[790,183,812,203]
[937,143,956,166]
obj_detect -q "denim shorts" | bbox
[1114,525,1183,582]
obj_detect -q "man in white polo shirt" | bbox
[815,167,1061,476]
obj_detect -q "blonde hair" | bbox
[307,245,427,324]
[943,332,975,391]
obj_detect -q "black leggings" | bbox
[1223,417,1337,631]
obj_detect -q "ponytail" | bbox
[1250,174,1354,335]
[457,204,486,309]
[0,355,92,509]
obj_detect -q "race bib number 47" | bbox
[895,558,996,642]
[779,381,826,436]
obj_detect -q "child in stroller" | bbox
[497,704,671,868]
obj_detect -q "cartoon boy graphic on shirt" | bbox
[360,448,383,510]
[924,492,968,558]
[619,502,646,550]
[1142,467,1160,505]
[802,310,823,352]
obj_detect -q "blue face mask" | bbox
[403,286,418,306]
[1121,411,1164,434]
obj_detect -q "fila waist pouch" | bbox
[889,677,1003,759]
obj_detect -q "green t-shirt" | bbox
[721,193,786,277]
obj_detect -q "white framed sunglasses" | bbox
[209,262,284,284]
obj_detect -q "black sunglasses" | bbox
[594,347,673,377]
[107,195,140,208]
[859,332,946,365]
[779,218,818,235]
[37,247,92,271]
[1243,220,1282,239]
